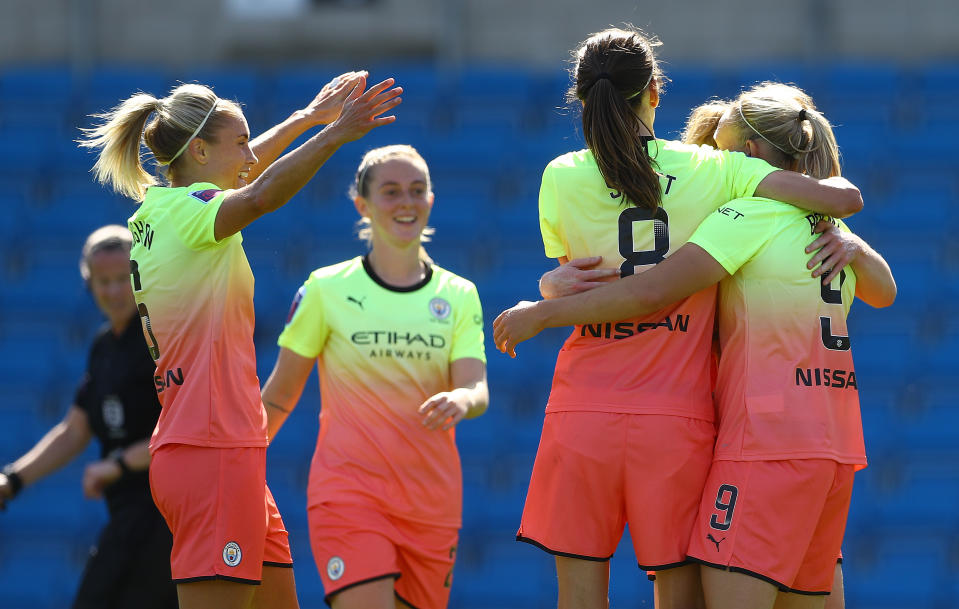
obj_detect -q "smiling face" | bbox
[354,157,434,249]
[194,112,258,189]
[87,248,137,328]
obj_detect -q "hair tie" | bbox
[595,72,612,81]
[162,99,219,166]
[798,108,807,122]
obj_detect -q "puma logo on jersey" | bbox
[347,296,366,310]
[706,534,726,552]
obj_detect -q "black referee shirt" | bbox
[74,313,161,513]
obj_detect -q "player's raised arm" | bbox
[213,76,402,240]
[244,71,367,182]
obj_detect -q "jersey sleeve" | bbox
[719,150,778,201]
[687,198,781,275]
[169,185,231,250]
[449,283,487,364]
[277,277,329,359]
[538,164,566,259]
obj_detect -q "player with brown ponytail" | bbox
[505,26,867,609]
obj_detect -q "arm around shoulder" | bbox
[755,171,863,218]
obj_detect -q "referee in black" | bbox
[0,225,177,609]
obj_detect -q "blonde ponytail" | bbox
[79,83,242,202]
[729,82,841,179]
[79,94,162,201]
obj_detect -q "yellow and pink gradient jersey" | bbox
[127,183,267,451]
[277,256,486,527]
[688,197,866,467]
[539,140,776,420]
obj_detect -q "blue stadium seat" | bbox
[80,66,170,116]
[843,532,946,608]
[449,537,554,609]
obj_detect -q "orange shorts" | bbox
[309,500,458,609]
[687,459,854,594]
[517,412,715,569]
[150,444,293,584]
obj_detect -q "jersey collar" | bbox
[362,255,434,293]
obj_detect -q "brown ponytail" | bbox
[570,27,664,211]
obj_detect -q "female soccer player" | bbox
[260,145,488,609]
[501,27,868,609]
[0,225,177,609]
[78,73,402,609]
[494,84,895,609]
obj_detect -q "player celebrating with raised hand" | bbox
[500,26,868,609]
[495,84,895,609]
[261,145,488,609]
[78,72,401,609]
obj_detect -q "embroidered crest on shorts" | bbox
[222,541,242,567]
[429,297,451,320]
[327,556,345,580]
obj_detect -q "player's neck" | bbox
[367,243,426,288]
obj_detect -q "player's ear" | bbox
[648,78,659,109]
[744,139,759,158]
[353,196,368,219]
[188,138,208,165]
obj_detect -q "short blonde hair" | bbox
[79,224,132,281]
[79,83,243,201]
[351,145,435,249]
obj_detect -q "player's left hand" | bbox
[806,220,861,284]
[82,460,121,499]
[418,391,469,431]
[493,300,545,358]
[301,71,368,125]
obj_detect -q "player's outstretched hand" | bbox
[493,300,545,358]
[83,460,121,500]
[301,71,368,126]
[326,76,403,144]
[539,257,618,299]
[418,391,469,431]
[806,220,862,284]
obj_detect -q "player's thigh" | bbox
[309,501,400,603]
[330,576,396,609]
[555,555,610,609]
[392,523,458,609]
[625,414,714,568]
[700,566,777,609]
[518,412,627,559]
[252,565,299,609]
[654,563,705,609]
[176,578,255,609]
[772,590,827,609]
[822,563,844,609]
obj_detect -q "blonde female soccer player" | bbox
[78,73,402,609]
[260,145,488,609]
[499,26,869,609]
[494,84,895,609]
